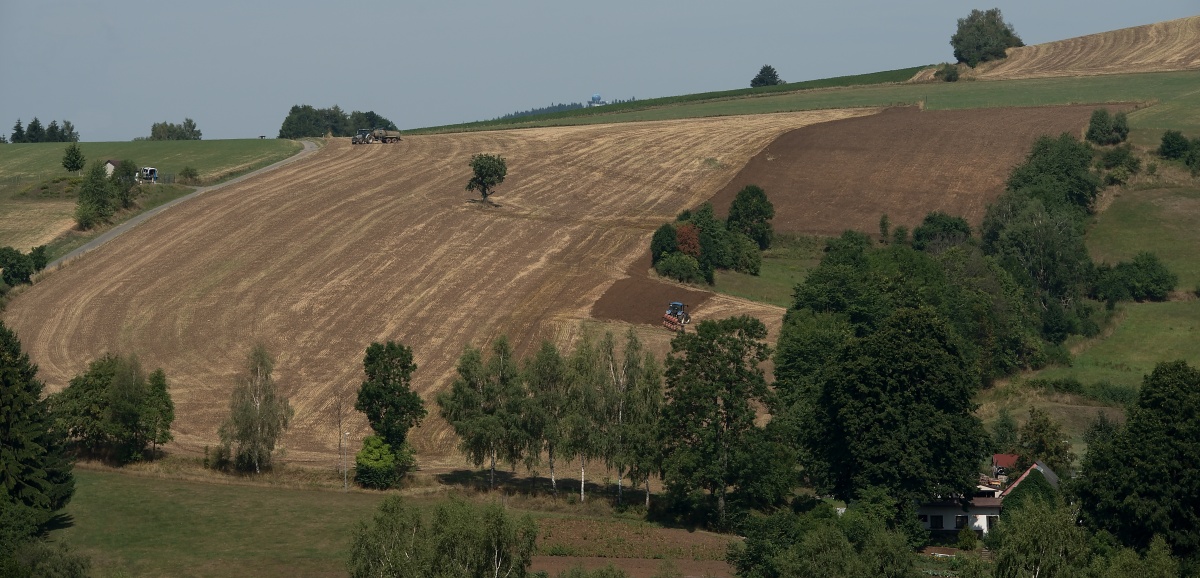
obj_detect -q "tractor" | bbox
[662,302,691,332]
[351,128,373,145]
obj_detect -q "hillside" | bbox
[3,110,865,466]
[978,15,1200,80]
[709,104,1115,235]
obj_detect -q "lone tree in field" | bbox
[218,344,293,473]
[61,142,85,173]
[465,153,507,201]
[750,65,784,88]
[950,8,1023,67]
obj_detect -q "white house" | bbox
[916,461,1059,536]
[104,159,120,177]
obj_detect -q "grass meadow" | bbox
[408,70,1200,137]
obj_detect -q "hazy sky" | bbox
[2,1,1195,141]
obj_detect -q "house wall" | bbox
[916,505,1001,535]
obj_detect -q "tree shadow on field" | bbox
[40,513,76,535]
[465,198,502,208]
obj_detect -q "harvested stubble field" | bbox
[978,15,1200,80]
[4,109,869,467]
[709,104,1113,235]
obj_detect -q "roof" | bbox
[1001,461,1060,497]
[992,453,1019,469]
[105,159,121,166]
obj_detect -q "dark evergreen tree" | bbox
[750,65,785,88]
[1077,360,1200,556]
[0,321,75,533]
[61,142,85,173]
[11,119,25,143]
[24,118,44,143]
[45,120,61,143]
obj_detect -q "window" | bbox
[955,515,968,529]
[918,514,928,525]
[930,515,944,530]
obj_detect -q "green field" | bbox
[0,139,302,192]
[713,235,824,308]
[58,469,385,578]
[54,467,719,578]
[1088,187,1200,290]
[406,66,929,134]
[409,70,1200,136]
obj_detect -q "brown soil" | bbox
[590,251,712,326]
[4,109,870,466]
[979,16,1200,80]
[708,105,1115,235]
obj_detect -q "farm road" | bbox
[48,139,320,270]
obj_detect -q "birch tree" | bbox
[437,337,524,489]
[601,329,662,506]
[522,340,571,496]
[564,335,605,502]
[218,344,293,474]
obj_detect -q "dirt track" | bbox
[709,105,1113,235]
[979,16,1200,80]
[4,110,869,466]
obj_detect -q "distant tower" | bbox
[588,94,607,107]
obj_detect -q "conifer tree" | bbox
[0,321,74,532]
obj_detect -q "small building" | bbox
[916,462,1059,536]
[992,453,1019,479]
[104,159,121,177]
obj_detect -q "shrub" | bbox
[178,166,199,184]
[1086,381,1137,406]
[956,527,979,551]
[654,252,704,284]
[1158,130,1190,160]
[934,63,959,82]
[355,435,399,489]
[1093,252,1177,303]
[1100,144,1140,173]
[730,233,762,275]
[1104,166,1130,186]
[650,223,677,264]
[912,211,971,251]
[1086,109,1128,146]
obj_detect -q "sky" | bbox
[1,1,1196,142]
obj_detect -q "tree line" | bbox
[651,184,775,283]
[133,118,202,141]
[277,105,398,139]
[7,117,79,144]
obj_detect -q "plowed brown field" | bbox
[4,110,869,466]
[979,15,1200,79]
[708,105,1111,235]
